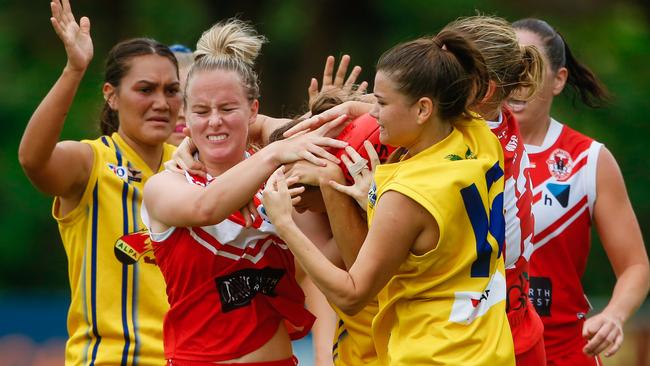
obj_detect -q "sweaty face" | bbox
[508,30,559,131]
[370,71,420,148]
[112,54,182,147]
[186,69,258,170]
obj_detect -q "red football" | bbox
[333,113,396,183]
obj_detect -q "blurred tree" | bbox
[0,0,647,304]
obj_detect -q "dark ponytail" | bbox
[377,29,488,122]
[512,18,610,108]
[100,103,119,135]
[100,38,179,135]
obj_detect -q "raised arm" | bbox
[263,169,436,315]
[18,0,94,198]
[582,147,650,358]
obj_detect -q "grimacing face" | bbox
[110,54,182,147]
[185,69,258,168]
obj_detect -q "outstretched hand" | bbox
[307,55,368,109]
[50,0,93,72]
[274,114,349,167]
[329,141,379,210]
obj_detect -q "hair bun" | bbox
[195,18,267,66]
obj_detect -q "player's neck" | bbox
[520,116,551,147]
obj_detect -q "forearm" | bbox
[603,263,650,323]
[19,66,85,170]
[277,222,362,312]
[320,176,368,269]
[193,149,280,225]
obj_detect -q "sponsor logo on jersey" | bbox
[546,183,571,208]
[529,276,552,316]
[505,135,518,152]
[216,266,284,312]
[368,181,377,209]
[114,229,155,265]
[445,145,478,161]
[107,163,142,183]
[449,271,506,324]
[546,149,573,181]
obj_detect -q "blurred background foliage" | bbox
[0,0,648,303]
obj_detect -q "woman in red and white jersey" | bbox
[141,19,350,366]
[509,18,649,366]
[442,16,547,366]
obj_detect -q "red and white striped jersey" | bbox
[142,172,314,362]
[488,108,543,354]
[525,118,602,358]
[489,109,535,274]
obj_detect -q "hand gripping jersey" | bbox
[488,109,544,357]
[369,118,515,366]
[53,133,174,366]
[143,172,314,362]
[525,119,602,360]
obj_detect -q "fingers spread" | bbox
[344,65,362,90]
[334,54,351,86]
[322,56,335,86]
[358,81,369,94]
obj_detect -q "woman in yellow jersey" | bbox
[263,30,516,365]
[18,1,181,365]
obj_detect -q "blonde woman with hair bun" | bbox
[143,18,350,366]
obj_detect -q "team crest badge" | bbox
[108,163,142,183]
[546,149,573,181]
[114,229,155,265]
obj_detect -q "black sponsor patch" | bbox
[529,276,552,316]
[215,267,284,312]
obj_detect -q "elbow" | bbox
[18,146,38,174]
[192,193,229,226]
[336,293,368,316]
[194,202,218,226]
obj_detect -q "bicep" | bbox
[348,191,432,301]
[593,148,648,275]
[25,140,93,197]
[143,172,209,229]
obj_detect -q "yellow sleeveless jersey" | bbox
[332,301,379,366]
[368,118,515,366]
[53,133,174,366]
